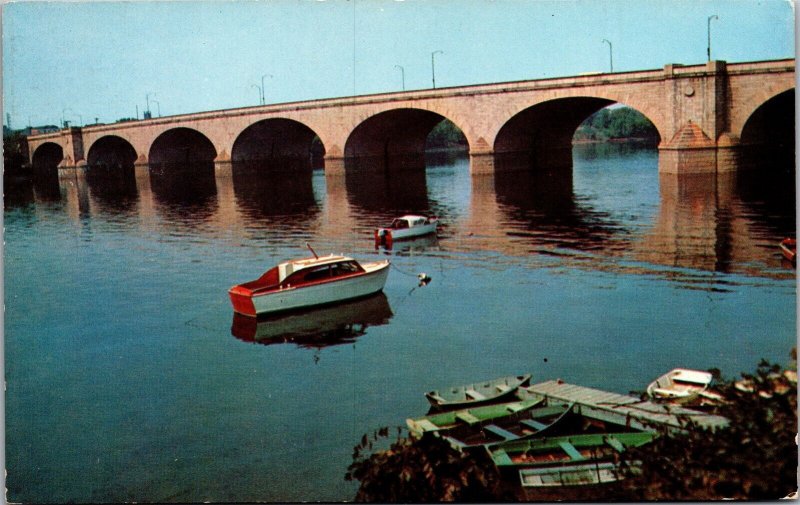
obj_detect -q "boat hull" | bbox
[375,220,439,246]
[231,261,390,317]
[780,238,796,265]
[425,374,532,411]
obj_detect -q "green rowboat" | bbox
[407,397,546,435]
[488,431,656,470]
[439,404,574,448]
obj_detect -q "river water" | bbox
[4,144,796,502]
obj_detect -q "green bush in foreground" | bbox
[345,426,513,502]
[346,359,797,502]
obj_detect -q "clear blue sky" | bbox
[2,0,795,128]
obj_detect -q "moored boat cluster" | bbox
[405,370,730,490]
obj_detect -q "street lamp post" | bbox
[151,99,161,117]
[61,108,73,128]
[602,39,613,73]
[707,15,719,61]
[145,92,155,118]
[261,74,273,105]
[431,50,443,89]
[251,84,263,105]
[394,65,405,91]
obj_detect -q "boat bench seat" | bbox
[604,436,625,453]
[483,424,519,441]
[651,387,685,398]
[558,441,586,461]
[495,384,511,393]
[465,389,486,400]
[505,402,526,413]
[455,411,481,424]
[520,419,548,431]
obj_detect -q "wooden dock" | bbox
[523,380,729,433]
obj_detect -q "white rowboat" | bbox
[646,368,713,404]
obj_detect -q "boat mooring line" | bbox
[390,262,422,277]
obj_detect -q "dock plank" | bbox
[526,380,728,432]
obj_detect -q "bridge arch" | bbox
[31,142,64,172]
[149,127,217,167]
[739,88,794,168]
[345,107,470,159]
[232,117,324,167]
[86,135,138,170]
[493,97,661,170]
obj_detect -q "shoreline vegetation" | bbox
[346,355,798,502]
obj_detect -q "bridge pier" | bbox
[659,132,743,174]
[214,161,233,178]
[469,153,496,175]
[323,156,346,177]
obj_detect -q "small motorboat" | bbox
[228,245,390,317]
[646,368,713,404]
[375,215,439,247]
[779,238,796,265]
[425,374,532,411]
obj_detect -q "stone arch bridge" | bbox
[27,59,794,177]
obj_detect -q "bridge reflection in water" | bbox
[12,144,794,278]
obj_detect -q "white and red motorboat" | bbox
[374,215,439,247]
[229,246,390,317]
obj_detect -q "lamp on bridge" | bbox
[261,74,273,105]
[602,39,613,73]
[61,107,73,129]
[251,84,263,106]
[707,15,719,61]
[431,50,443,89]
[145,92,156,119]
[394,65,405,91]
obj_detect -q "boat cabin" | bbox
[237,255,366,294]
[390,215,429,229]
[279,256,364,287]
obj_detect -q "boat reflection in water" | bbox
[230,292,393,349]
[376,233,440,253]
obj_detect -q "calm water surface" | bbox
[5,144,796,502]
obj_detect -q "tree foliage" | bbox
[345,426,512,502]
[3,128,29,174]
[427,120,468,149]
[575,106,659,142]
[346,358,797,502]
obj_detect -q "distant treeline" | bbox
[574,106,659,142]
[3,128,29,175]
[427,120,468,149]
